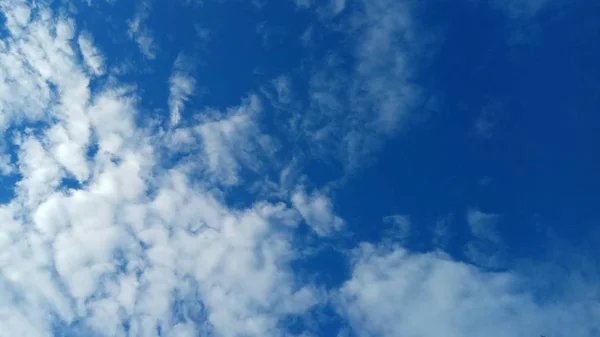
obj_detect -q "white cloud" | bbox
[337,243,600,337]
[1,2,595,337]
[166,94,278,186]
[168,53,195,125]
[78,31,105,76]
[128,2,157,60]
[0,4,319,337]
[291,187,344,236]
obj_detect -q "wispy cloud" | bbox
[465,208,506,268]
[78,31,105,76]
[292,187,344,236]
[294,0,427,173]
[127,2,157,60]
[168,53,195,125]
[382,214,411,242]
[474,102,501,138]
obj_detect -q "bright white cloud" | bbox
[168,53,195,125]
[337,243,600,337]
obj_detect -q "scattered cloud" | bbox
[0,1,596,337]
[298,0,426,172]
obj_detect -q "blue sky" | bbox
[0,0,599,336]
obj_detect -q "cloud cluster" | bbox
[0,1,598,337]
[0,3,320,336]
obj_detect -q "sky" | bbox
[0,0,599,336]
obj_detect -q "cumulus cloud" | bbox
[168,53,195,125]
[337,243,600,337]
[0,4,318,336]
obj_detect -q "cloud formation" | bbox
[0,1,597,337]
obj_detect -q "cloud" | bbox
[127,2,158,60]
[382,214,411,241]
[295,0,426,172]
[294,0,312,9]
[465,208,506,268]
[168,53,195,125]
[165,94,278,186]
[292,187,344,236]
[330,0,346,16]
[78,31,106,76]
[1,1,595,337]
[494,0,554,19]
[0,4,320,336]
[474,102,501,138]
[336,243,600,337]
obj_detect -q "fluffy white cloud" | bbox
[337,243,600,337]
[0,4,318,337]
